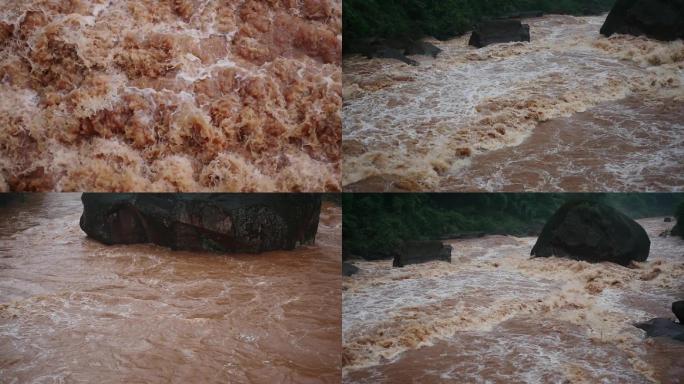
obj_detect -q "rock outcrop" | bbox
[393,240,452,268]
[635,318,684,341]
[674,301,684,323]
[469,20,531,48]
[531,200,650,266]
[80,194,321,253]
[634,301,684,342]
[600,0,684,41]
[349,38,442,65]
[343,262,360,276]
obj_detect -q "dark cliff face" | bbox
[80,194,321,253]
[531,200,650,266]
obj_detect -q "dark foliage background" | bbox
[342,193,684,259]
[343,0,616,51]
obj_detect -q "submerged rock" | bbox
[635,301,684,342]
[372,47,419,66]
[600,0,684,41]
[343,262,360,276]
[664,217,672,222]
[393,240,452,268]
[80,194,321,253]
[469,20,530,48]
[531,200,650,266]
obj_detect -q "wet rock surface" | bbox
[634,319,684,341]
[469,20,531,48]
[80,193,321,253]
[600,0,684,41]
[531,200,650,266]
[393,240,452,268]
[343,262,360,276]
[674,301,684,323]
[349,38,442,65]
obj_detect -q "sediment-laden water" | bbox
[0,194,341,383]
[343,14,684,191]
[0,0,341,192]
[342,218,684,383]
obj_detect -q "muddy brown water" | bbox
[442,96,684,192]
[342,218,684,383]
[0,194,341,383]
[343,14,684,192]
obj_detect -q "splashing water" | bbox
[343,218,684,383]
[343,14,684,191]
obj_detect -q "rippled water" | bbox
[0,194,341,383]
[0,0,341,192]
[342,218,684,383]
[343,14,684,191]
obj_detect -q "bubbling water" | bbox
[0,0,342,192]
[343,14,684,191]
[342,218,684,383]
[0,194,342,383]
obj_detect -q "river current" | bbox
[343,14,684,192]
[343,218,684,383]
[0,194,342,383]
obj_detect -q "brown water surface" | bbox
[0,194,341,383]
[343,218,684,383]
[343,14,684,191]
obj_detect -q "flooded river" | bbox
[343,14,684,191]
[342,218,684,383]
[0,194,341,383]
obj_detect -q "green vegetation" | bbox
[343,193,684,259]
[343,0,616,51]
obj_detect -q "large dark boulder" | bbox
[404,41,443,58]
[393,240,452,268]
[635,318,684,341]
[674,301,684,323]
[0,194,17,206]
[600,0,684,41]
[372,47,419,66]
[531,200,650,266]
[80,194,321,253]
[342,262,360,277]
[634,301,684,342]
[469,20,530,48]
[350,37,442,65]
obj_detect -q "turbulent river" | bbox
[0,194,342,383]
[0,0,341,192]
[343,14,684,192]
[342,218,684,383]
